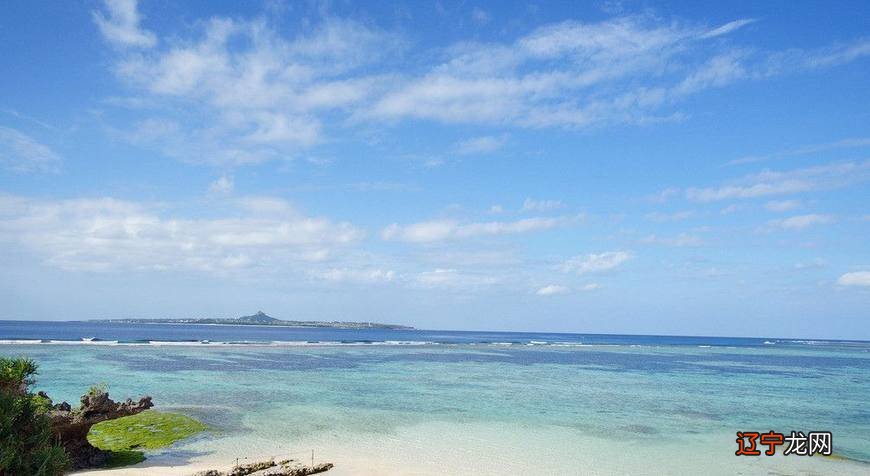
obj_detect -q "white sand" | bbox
[74,422,868,476]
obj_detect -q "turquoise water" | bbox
[2,324,870,474]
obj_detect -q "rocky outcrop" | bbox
[191,458,333,476]
[45,390,153,469]
[248,464,334,476]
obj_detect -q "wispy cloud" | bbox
[0,194,364,272]
[93,0,156,48]
[368,16,751,128]
[1,108,57,131]
[105,12,403,165]
[699,18,757,39]
[761,39,870,75]
[366,16,867,130]
[309,268,395,284]
[644,210,694,222]
[94,3,870,168]
[536,283,600,295]
[837,271,870,287]
[646,187,680,203]
[455,135,508,155]
[536,284,569,296]
[765,214,834,231]
[208,175,234,194]
[727,136,870,166]
[521,198,564,213]
[686,160,870,201]
[558,251,632,274]
[0,126,61,173]
[382,215,578,243]
[414,268,500,289]
[764,199,801,212]
[794,258,827,270]
[641,233,703,247]
[471,7,491,25]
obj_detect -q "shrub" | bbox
[0,357,69,476]
[85,383,108,398]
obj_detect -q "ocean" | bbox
[2,320,869,475]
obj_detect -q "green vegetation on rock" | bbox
[102,449,147,468]
[87,410,206,467]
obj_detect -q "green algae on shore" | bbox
[87,410,206,467]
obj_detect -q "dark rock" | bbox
[191,459,333,476]
[228,459,278,476]
[47,390,153,469]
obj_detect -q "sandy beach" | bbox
[72,422,870,476]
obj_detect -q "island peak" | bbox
[92,312,413,330]
[237,311,279,324]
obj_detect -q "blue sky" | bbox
[1,0,869,338]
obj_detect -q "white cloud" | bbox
[535,283,598,295]
[414,268,499,289]
[670,51,747,97]
[688,179,806,201]
[0,127,61,173]
[107,16,402,165]
[762,39,870,75]
[310,268,395,283]
[699,18,756,39]
[720,204,742,215]
[365,16,867,130]
[455,135,507,155]
[471,7,491,25]
[764,199,800,212]
[93,0,156,48]
[419,249,520,267]
[558,251,632,274]
[536,284,569,296]
[728,136,870,166]
[794,258,827,270]
[837,271,870,287]
[647,187,680,203]
[368,15,723,128]
[209,175,234,194]
[382,215,577,243]
[0,194,364,272]
[645,210,694,222]
[382,220,456,243]
[766,214,833,231]
[97,8,870,166]
[521,198,564,212]
[686,160,870,201]
[641,233,703,247]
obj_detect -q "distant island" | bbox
[92,311,414,330]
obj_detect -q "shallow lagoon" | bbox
[2,322,869,474]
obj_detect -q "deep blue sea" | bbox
[2,321,869,475]
[1,319,866,348]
